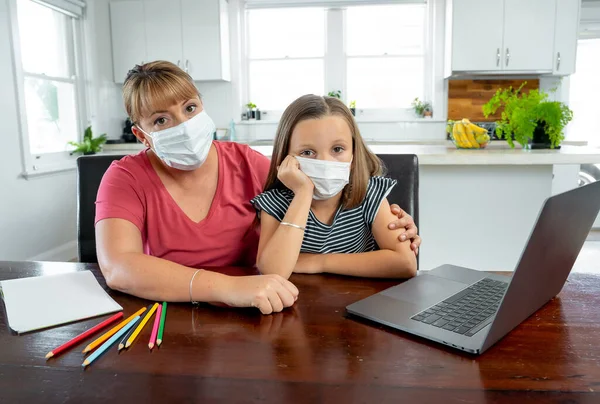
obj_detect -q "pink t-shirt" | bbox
[95,141,270,269]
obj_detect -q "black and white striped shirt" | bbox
[251,176,397,254]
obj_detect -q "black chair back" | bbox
[377,154,419,228]
[77,155,126,263]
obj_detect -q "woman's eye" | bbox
[154,117,167,126]
[333,146,344,153]
[186,104,197,113]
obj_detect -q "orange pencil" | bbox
[45,312,123,359]
[148,304,162,350]
[82,307,147,353]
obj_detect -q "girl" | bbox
[252,95,418,279]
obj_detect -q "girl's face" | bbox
[288,116,353,163]
[132,96,203,148]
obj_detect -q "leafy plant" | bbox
[246,102,257,109]
[482,83,573,149]
[68,126,107,155]
[411,98,432,117]
[327,90,341,99]
[349,100,356,109]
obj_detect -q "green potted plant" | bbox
[349,100,356,116]
[482,83,573,149]
[68,126,107,155]
[327,90,341,99]
[411,98,432,118]
[246,102,257,119]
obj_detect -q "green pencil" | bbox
[156,302,167,347]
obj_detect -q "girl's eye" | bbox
[300,150,315,157]
[154,117,167,126]
[186,104,197,113]
[333,146,344,153]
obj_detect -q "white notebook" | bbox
[0,270,122,334]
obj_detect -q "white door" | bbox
[144,0,183,66]
[110,1,147,83]
[503,0,555,71]
[450,0,504,72]
[553,0,581,75]
[182,0,223,80]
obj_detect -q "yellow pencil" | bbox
[125,302,159,349]
[82,307,147,353]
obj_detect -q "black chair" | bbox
[377,154,419,229]
[77,155,126,263]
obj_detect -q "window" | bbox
[11,0,86,176]
[244,3,428,118]
[568,39,600,146]
[247,8,325,111]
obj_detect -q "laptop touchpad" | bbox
[381,274,467,307]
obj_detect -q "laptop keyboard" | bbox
[410,278,508,337]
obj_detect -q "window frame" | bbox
[8,0,88,179]
[242,2,433,123]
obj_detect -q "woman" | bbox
[95,61,421,314]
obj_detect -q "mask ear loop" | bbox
[135,124,152,148]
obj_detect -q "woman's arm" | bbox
[294,198,417,278]
[96,218,299,314]
[256,188,313,279]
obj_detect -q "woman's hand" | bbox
[293,253,325,274]
[387,205,421,255]
[222,274,299,315]
[277,155,314,195]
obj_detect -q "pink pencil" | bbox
[148,304,162,350]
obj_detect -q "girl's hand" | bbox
[277,155,314,195]
[387,205,421,255]
[294,253,325,274]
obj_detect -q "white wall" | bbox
[0,0,77,261]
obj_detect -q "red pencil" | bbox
[45,312,123,359]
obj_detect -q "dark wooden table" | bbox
[1,261,599,403]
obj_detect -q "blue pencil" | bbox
[82,315,140,367]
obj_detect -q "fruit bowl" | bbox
[448,119,491,149]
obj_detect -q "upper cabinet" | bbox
[552,0,581,76]
[445,0,580,76]
[110,0,231,83]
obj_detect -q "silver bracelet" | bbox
[280,221,305,231]
[189,269,201,304]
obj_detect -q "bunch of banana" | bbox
[450,119,491,149]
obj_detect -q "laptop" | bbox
[346,180,600,354]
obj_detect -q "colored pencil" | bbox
[45,312,123,359]
[157,302,167,347]
[82,307,147,353]
[125,302,159,349]
[118,304,152,351]
[148,304,162,350]
[82,316,140,367]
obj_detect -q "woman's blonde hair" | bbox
[122,60,200,124]
[264,94,384,209]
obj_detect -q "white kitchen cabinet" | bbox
[143,1,183,66]
[445,0,574,76]
[552,0,581,75]
[109,1,147,83]
[503,0,555,71]
[181,0,231,81]
[109,0,231,83]
[446,0,504,72]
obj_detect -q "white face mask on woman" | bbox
[295,156,352,200]
[139,110,216,171]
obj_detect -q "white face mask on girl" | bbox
[295,156,352,200]
[139,110,216,171]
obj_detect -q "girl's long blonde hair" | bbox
[264,94,383,209]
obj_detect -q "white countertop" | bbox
[103,141,600,166]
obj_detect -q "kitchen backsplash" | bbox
[448,79,540,122]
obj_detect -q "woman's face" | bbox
[132,96,203,148]
[288,116,353,163]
